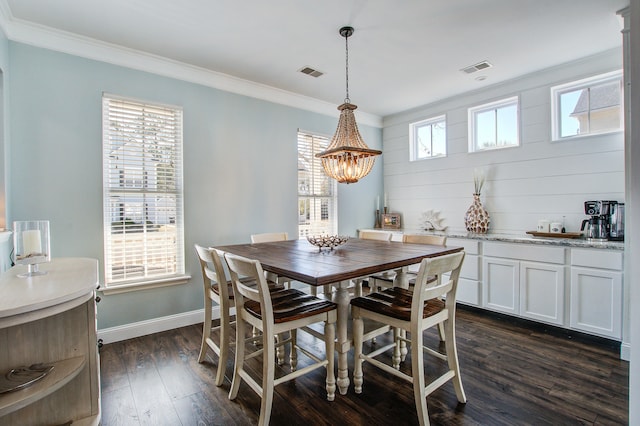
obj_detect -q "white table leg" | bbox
[394,266,409,289]
[334,280,351,395]
[394,267,409,362]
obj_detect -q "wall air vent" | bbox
[299,66,324,78]
[461,60,493,74]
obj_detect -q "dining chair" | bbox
[365,234,448,348]
[368,234,447,293]
[351,251,466,426]
[194,244,238,386]
[353,230,393,296]
[250,232,296,288]
[195,244,286,385]
[224,253,337,426]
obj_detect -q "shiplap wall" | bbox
[382,49,624,234]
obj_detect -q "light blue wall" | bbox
[0,29,8,231]
[7,42,382,329]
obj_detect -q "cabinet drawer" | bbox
[484,242,565,264]
[446,238,479,255]
[571,249,623,270]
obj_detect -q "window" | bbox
[297,130,337,238]
[102,94,185,288]
[551,71,623,141]
[469,96,519,152]
[409,115,447,161]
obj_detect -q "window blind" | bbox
[102,94,185,285]
[297,130,337,238]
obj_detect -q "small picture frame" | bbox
[382,213,401,229]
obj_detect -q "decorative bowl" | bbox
[306,235,350,251]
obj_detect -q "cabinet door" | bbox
[444,254,480,306]
[483,257,520,315]
[456,278,481,306]
[570,267,622,339]
[520,262,565,326]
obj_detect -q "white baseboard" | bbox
[97,306,220,344]
[621,341,631,361]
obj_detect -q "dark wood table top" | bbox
[214,238,463,286]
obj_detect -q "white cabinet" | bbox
[483,257,520,314]
[356,232,625,342]
[483,242,566,325]
[520,262,565,325]
[444,238,481,306]
[570,249,623,339]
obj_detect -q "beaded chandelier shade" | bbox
[316,26,381,184]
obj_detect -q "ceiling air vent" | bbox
[460,60,493,74]
[299,66,324,78]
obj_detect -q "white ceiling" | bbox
[0,0,628,119]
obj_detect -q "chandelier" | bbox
[316,26,381,184]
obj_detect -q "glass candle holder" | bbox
[13,220,51,277]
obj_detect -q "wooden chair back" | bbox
[402,234,447,246]
[194,244,230,302]
[251,232,288,243]
[224,253,273,322]
[412,251,465,319]
[359,230,392,241]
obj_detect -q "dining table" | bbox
[214,237,463,395]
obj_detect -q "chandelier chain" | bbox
[344,32,350,104]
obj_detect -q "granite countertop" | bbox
[395,229,625,251]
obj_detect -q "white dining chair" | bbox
[224,252,337,426]
[369,234,447,293]
[250,232,295,288]
[251,232,328,296]
[352,230,393,297]
[351,251,467,426]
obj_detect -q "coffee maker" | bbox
[581,200,624,241]
[609,202,625,241]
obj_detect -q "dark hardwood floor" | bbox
[100,305,629,425]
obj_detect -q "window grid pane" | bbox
[496,104,518,146]
[470,97,519,152]
[103,95,185,286]
[298,131,337,238]
[552,71,622,140]
[409,116,447,161]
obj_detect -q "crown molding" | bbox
[0,5,383,128]
[0,0,11,38]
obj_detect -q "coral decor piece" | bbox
[420,210,448,231]
[465,194,490,233]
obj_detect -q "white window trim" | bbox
[409,115,447,161]
[297,129,338,239]
[550,70,623,142]
[468,96,520,153]
[102,93,186,292]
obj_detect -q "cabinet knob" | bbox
[98,339,103,349]
[95,296,102,303]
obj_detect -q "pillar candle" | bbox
[22,229,42,256]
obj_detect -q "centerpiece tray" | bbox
[526,231,582,239]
